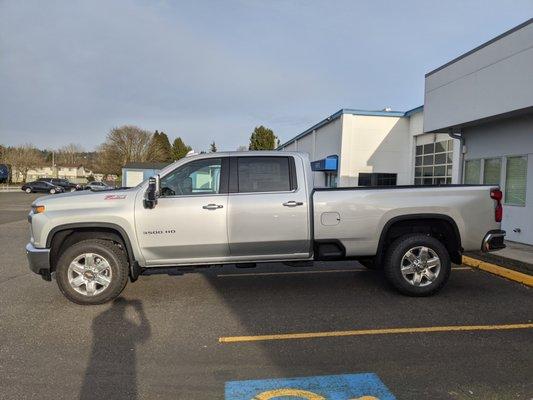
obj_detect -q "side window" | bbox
[464,159,481,184]
[160,158,222,197]
[237,157,292,193]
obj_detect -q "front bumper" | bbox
[26,243,52,281]
[481,230,506,252]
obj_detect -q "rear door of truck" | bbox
[226,154,311,260]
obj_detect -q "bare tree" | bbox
[97,126,153,175]
[236,145,248,152]
[1,145,45,182]
[56,143,85,165]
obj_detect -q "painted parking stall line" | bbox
[219,323,533,344]
[225,373,396,400]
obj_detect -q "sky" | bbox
[1,0,532,152]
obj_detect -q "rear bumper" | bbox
[481,230,506,252]
[26,243,52,281]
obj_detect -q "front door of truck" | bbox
[135,157,229,265]
[227,155,310,260]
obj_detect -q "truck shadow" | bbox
[80,298,151,400]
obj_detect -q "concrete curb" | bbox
[463,255,533,287]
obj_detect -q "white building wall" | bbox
[280,117,343,187]
[463,114,533,244]
[424,20,533,132]
[339,114,411,186]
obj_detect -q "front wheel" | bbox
[49,188,56,194]
[25,188,32,194]
[55,239,129,305]
[383,234,451,296]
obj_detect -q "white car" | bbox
[84,181,111,191]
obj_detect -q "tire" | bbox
[25,188,32,194]
[50,189,56,194]
[383,234,451,296]
[56,239,129,305]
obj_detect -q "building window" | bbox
[505,156,528,206]
[414,139,453,185]
[325,172,338,188]
[358,173,397,187]
[464,159,481,184]
[483,158,501,185]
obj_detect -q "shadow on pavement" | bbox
[80,298,151,400]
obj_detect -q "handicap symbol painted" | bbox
[225,373,396,400]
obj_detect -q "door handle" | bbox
[282,201,303,207]
[202,204,223,210]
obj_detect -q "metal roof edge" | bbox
[425,18,533,78]
[277,106,423,149]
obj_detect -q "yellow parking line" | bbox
[462,256,533,287]
[219,323,533,343]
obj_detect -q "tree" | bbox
[209,141,217,153]
[171,137,192,160]
[236,145,248,152]
[1,145,45,182]
[148,130,173,162]
[248,126,278,150]
[56,143,85,165]
[97,125,153,175]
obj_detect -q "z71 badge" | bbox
[104,194,127,200]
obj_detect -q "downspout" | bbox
[448,127,465,183]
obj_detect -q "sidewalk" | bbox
[466,240,533,276]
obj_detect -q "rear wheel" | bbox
[25,188,32,193]
[383,234,450,296]
[49,188,56,194]
[56,239,129,305]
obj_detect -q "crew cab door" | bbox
[135,157,229,265]
[227,155,311,260]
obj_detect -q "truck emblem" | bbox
[104,194,127,200]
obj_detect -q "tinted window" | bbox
[160,158,222,196]
[237,157,291,193]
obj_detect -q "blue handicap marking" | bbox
[225,373,396,400]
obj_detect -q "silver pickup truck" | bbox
[26,151,505,304]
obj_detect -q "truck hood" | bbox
[32,188,138,210]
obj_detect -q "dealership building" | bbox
[279,18,532,245]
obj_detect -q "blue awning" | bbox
[311,155,338,172]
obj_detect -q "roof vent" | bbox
[382,107,392,112]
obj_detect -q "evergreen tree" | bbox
[248,126,278,150]
[209,141,217,152]
[172,137,192,160]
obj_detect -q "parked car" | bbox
[37,178,81,191]
[22,181,65,194]
[84,181,111,191]
[26,151,505,305]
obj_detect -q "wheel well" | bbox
[49,228,132,272]
[377,217,462,265]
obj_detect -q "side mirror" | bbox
[144,175,160,209]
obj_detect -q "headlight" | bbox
[32,205,45,214]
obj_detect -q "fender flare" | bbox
[46,222,141,280]
[376,213,462,265]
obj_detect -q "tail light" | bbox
[490,189,503,222]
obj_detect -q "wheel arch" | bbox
[376,214,462,265]
[47,223,140,280]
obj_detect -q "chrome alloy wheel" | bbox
[400,246,441,287]
[67,253,112,296]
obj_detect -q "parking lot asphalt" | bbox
[0,192,532,399]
